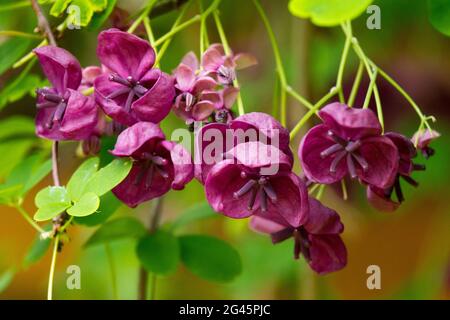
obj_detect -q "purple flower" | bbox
[411,129,440,159]
[205,141,308,227]
[250,197,347,274]
[367,132,425,212]
[34,46,98,141]
[79,65,104,91]
[299,103,399,189]
[111,122,193,207]
[201,44,257,86]
[94,29,175,126]
[194,112,292,183]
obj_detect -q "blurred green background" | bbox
[0,0,449,299]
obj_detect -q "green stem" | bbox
[0,0,30,12]
[47,234,59,300]
[336,22,352,103]
[213,10,245,115]
[348,62,364,107]
[154,3,190,65]
[13,39,47,69]
[154,15,201,46]
[272,74,280,118]
[16,205,44,233]
[341,180,348,201]
[362,69,378,109]
[127,0,158,34]
[286,86,314,110]
[316,184,326,200]
[58,216,73,234]
[253,0,288,125]
[198,0,209,54]
[289,87,339,140]
[0,30,42,39]
[143,16,156,47]
[104,243,118,300]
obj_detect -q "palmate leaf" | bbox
[50,0,73,16]
[34,186,71,221]
[67,192,100,217]
[88,0,117,30]
[67,157,100,201]
[74,191,122,226]
[289,0,373,27]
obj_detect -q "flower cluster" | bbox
[33,27,439,276]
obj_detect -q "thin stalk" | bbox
[30,0,56,46]
[154,15,201,46]
[143,16,157,47]
[105,243,118,300]
[308,184,320,195]
[272,74,280,118]
[362,69,378,109]
[0,30,42,39]
[127,0,158,34]
[341,180,348,201]
[138,197,164,300]
[336,22,352,102]
[348,62,364,107]
[289,87,339,140]
[198,0,209,54]
[52,141,61,187]
[47,234,59,300]
[213,10,245,115]
[286,86,314,110]
[316,184,326,200]
[13,39,47,68]
[253,0,289,125]
[58,216,73,234]
[16,206,44,233]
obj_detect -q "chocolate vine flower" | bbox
[205,141,308,227]
[172,52,220,124]
[201,44,257,85]
[250,197,347,274]
[194,112,292,183]
[79,65,104,91]
[94,29,175,126]
[299,103,399,189]
[34,46,98,141]
[367,132,425,211]
[411,129,440,159]
[111,122,193,207]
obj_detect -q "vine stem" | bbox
[336,22,352,103]
[0,30,42,39]
[127,0,158,34]
[212,10,245,116]
[30,0,56,46]
[16,205,45,233]
[47,234,59,300]
[51,141,61,187]
[138,197,164,300]
[105,243,118,300]
[348,61,364,107]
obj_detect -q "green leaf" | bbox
[84,217,147,247]
[428,0,450,36]
[179,235,242,283]
[83,158,132,197]
[23,231,51,268]
[136,230,180,275]
[171,202,218,230]
[89,0,107,11]
[34,186,71,221]
[74,191,121,226]
[68,0,94,27]
[0,185,23,205]
[0,37,31,76]
[289,0,373,27]
[67,192,99,217]
[88,0,116,30]
[22,159,52,194]
[0,139,34,179]
[0,268,15,293]
[67,157,100,201]
[50,0,72,16]
[0,116,35,140]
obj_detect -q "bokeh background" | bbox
[0,0,449,299]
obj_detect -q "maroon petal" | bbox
[304,198,344,235]
[131,71,175,124]
[233,53,257,70]
[60,89,98,140]
[385,132,416,175]
[308,234,347,274]
[221,86,239,110]
[192,76,217,94]
[249,215,288,235]
[411,129,440,149]
[111,122,165,158]
[191,101,215,121]
[174,63,196,92]
[112,162,172,208]
[319,103,382,140]
[367,186,399,212]
[299,124,347,184]
[205,159,255,218]
[180,51,199,71]
[201,44,226,72]
[81,66,103,89]
[358,136,399,189]
[34,46,82,93]
[160,141,194,190]
[97,29,155,80]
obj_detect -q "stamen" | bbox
[327,130,347,145]
[347,153,357,179]
[134,84,148,97]
[106,87,131,100]
[184,93,195,111]
[293,229,301,260]
[134,164,149,186]
[330,150,347,173]
[145,164,155,188]
[351,153,369,172]
[394,178,404,202]
[109,74,131,86]
[155,166,169,179]
[320,143,343,158]
[37,101,56,109]
[423,147,435,159]
[401,175,419,187]
[263,183,277,202]
[247,187,257,211]
[124,90,135,112]
[43,93,63,103]
[413,163,426,171]
[233,180,256,199]
[240,171,247,179]
[260,190,267,212]
[151,155,168,166]
[53,102,67,122]
[345,140,362,153]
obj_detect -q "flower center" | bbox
[386,163,424,203]
[36,89,69,129]
[217,65,236,85]
[293,227,311,261]
[320,130,369,179]
[233,172,277,212]
[182,92,196,112]
[107,74,148,112]
[133,153,169,188]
